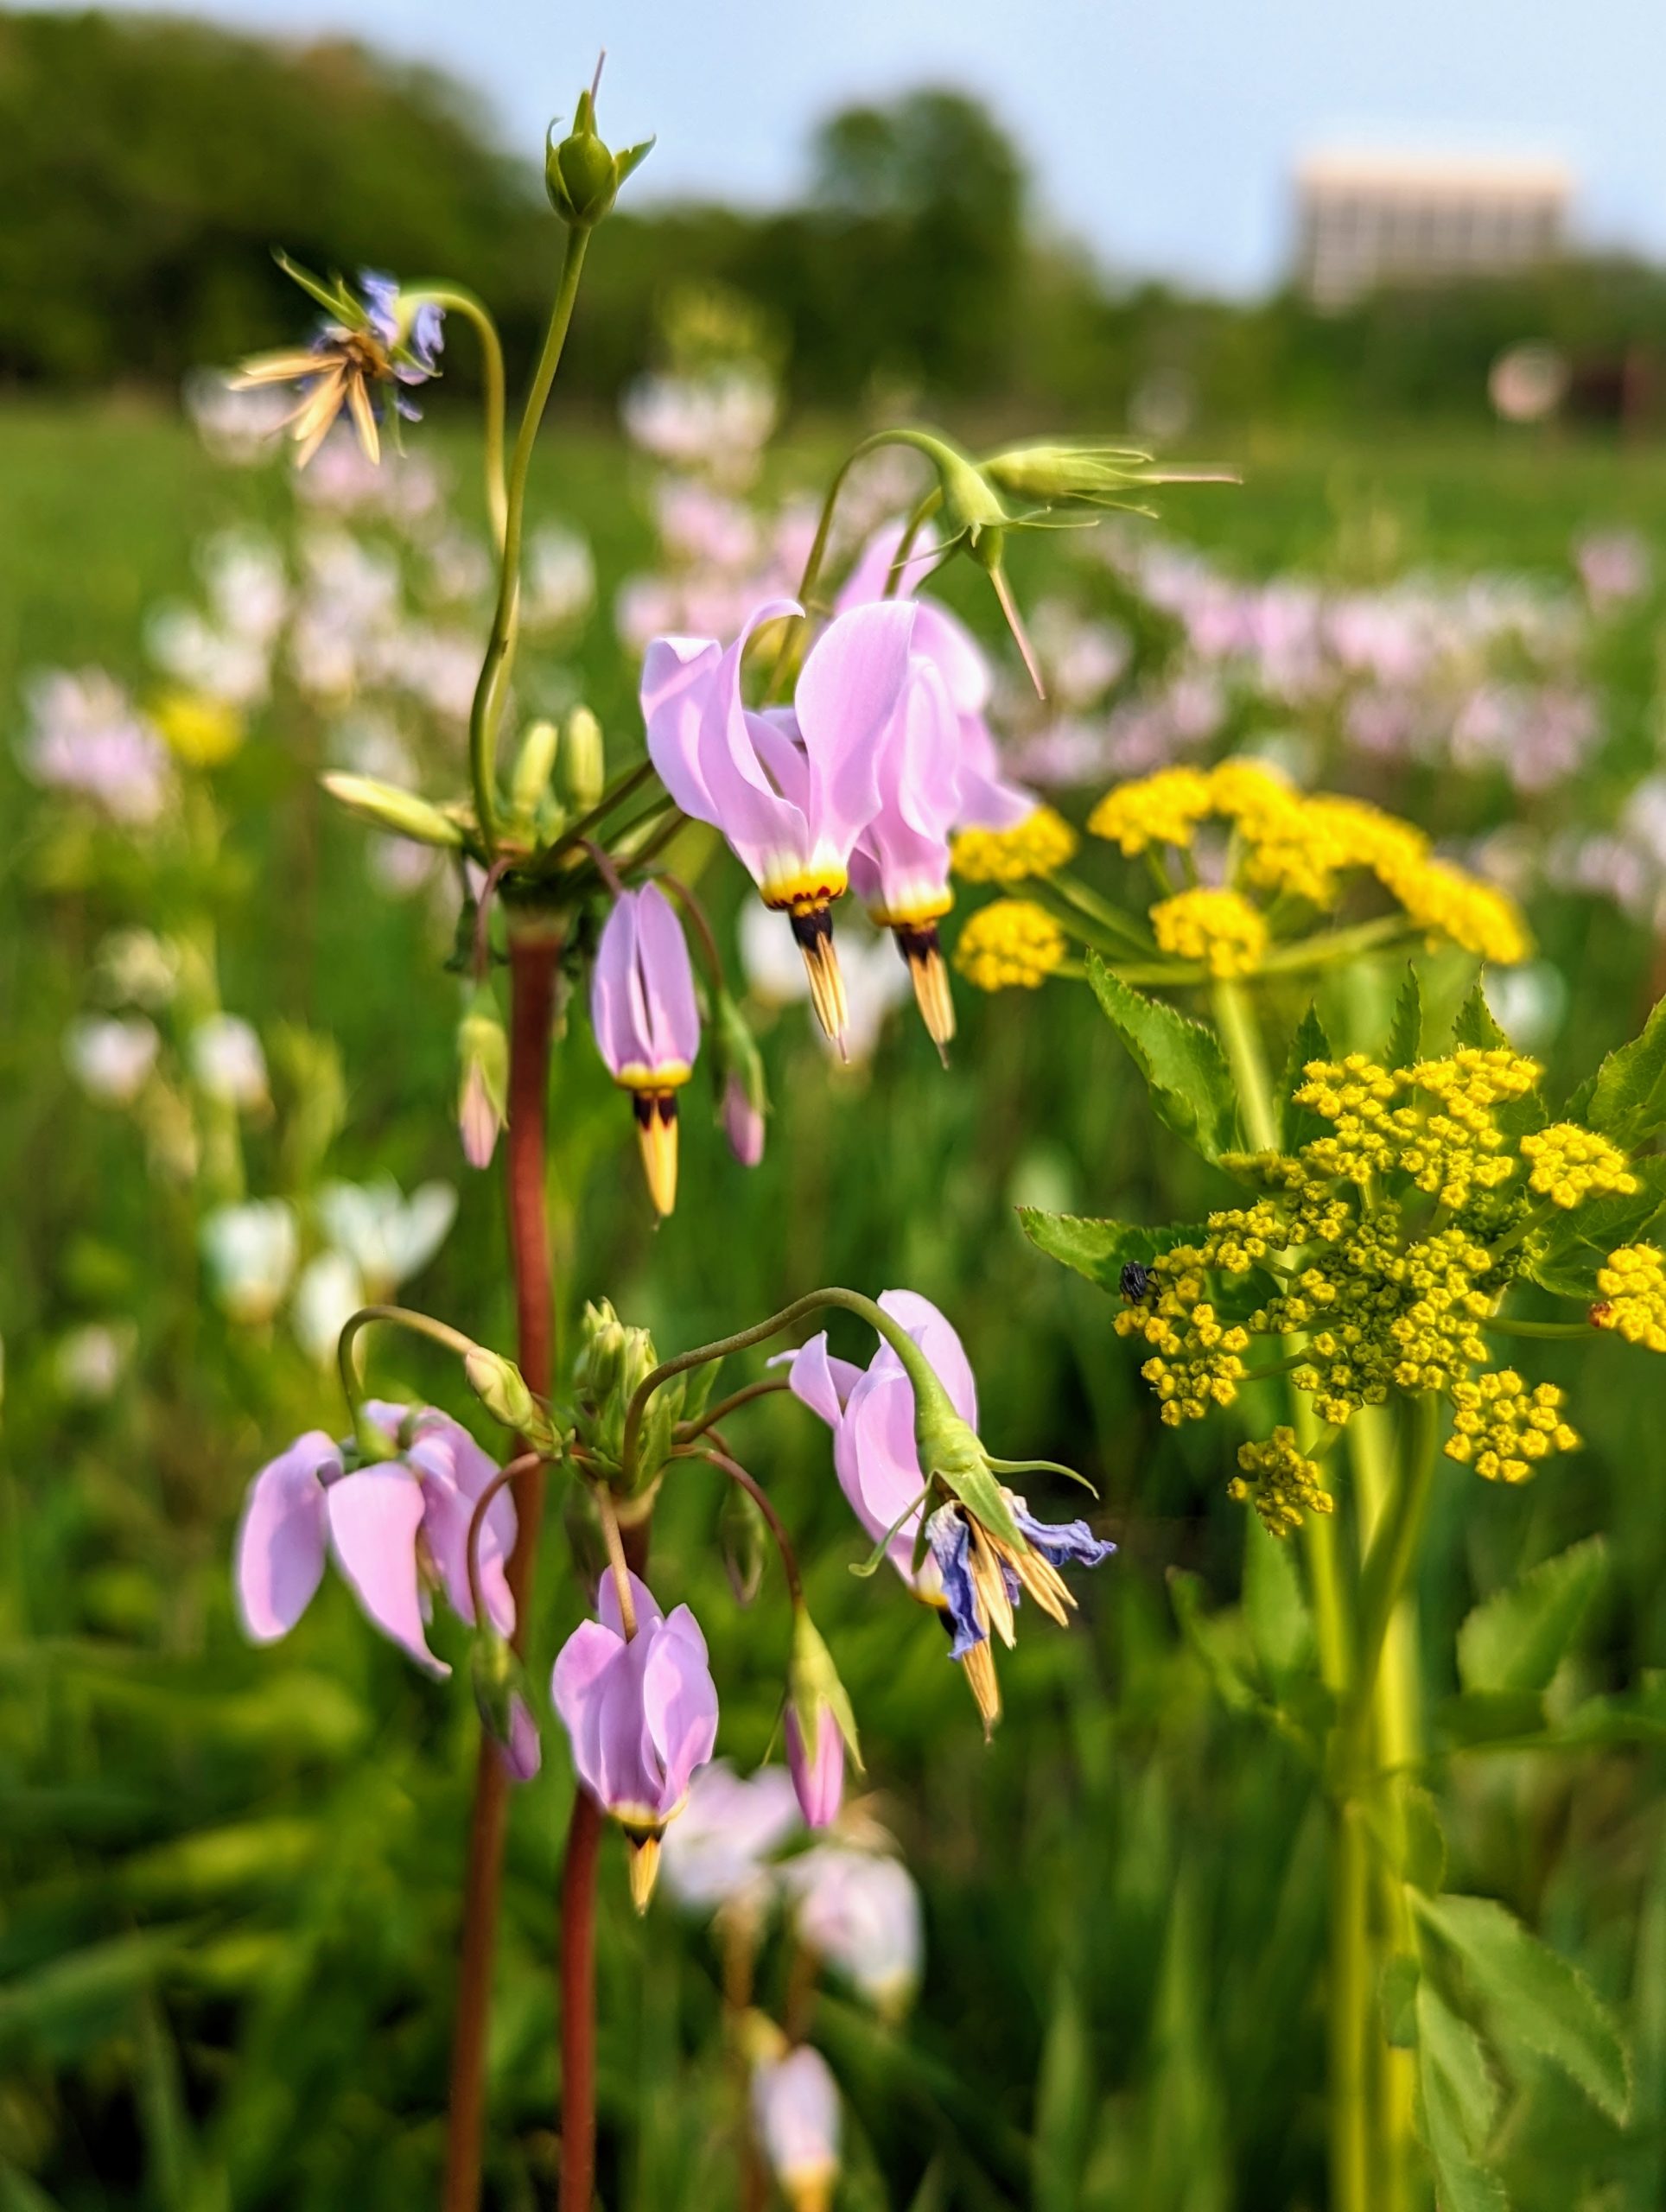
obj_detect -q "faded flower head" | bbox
[232,261,444,468]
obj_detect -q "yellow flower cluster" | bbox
[1445,1370,1580,1483]
[953,899,1067,991]
[1114,1243,1254,1426]
[1229,1428,1335,1537]
[1148,887,1269,977]
[951,806,1079,884]
[1086,766,1213,855]
[1518,1123,1638,1209]
[1294,1049,1539,1210]
[1084,762,1529,963]
[1593,1244,1666,1351]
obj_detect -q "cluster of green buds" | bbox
[570,1300,689,1497]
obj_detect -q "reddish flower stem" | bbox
[442,921,561,2212]
[559,1515,650,2212]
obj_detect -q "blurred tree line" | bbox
[7,7,1666,429]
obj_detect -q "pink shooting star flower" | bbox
[752,2044,843,2212]
[590,882,702,1216]
[642,600,912,1052]
[232,1402,515,1680]
[551,1567,720,1910]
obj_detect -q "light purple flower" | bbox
[232,1402,514,1677]
[659,1759,803,1916]
[641,600,910,1046]
[722,1069,766,1166]
[752,2045,842,2210]
[22,671,173,824]
[785,1706,844,1829]
[783,1289,976,1586]
[551,1569,719,1837]
[787,1846,924,2016]
[591,882,702,1214]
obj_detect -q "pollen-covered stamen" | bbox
[626,1834,661,1913]
[960,1636,1002,1737]
[966,1521,1018,1649]
[990,1534,1073,1626]
[631,1090,682,1217]
[891,923,956,1058]
[787,906,849,1054]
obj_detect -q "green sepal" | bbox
[984,1455,1097,1497]
[272,249,358,324]
[789,1605,863,1772]
[849,1486,931,1580]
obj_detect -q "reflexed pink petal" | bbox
[405,1414,515,1636]
[643,1605,720,1812]
[641,633,725,821]
[326,1465,442,1675]
[552,1618,629,1801]
[591,887,648,1077]
[953,712,1036,831]
[598,1567,664,1642]
[794,602,912,855]
[233,1431,335,1642]
[877,1289,978,1426]
[780,1333,864,1429]
[631,883,702,1069]
[839,1367,929,1571]
[852,658,962,915]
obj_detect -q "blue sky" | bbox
[56,0,1666,289]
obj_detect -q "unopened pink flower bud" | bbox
[785,1706,844,1829]
[752,2045,841,2212]
[723,1069,766,1167]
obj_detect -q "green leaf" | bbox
[1517,1159,1666,1299]
[1403,1783,1448,1895]
[1457,1536,1608,1696]
[1032,1974,1093,2212]
[1086,957,1241,1163]
[1242,1512,1314,1687]
[1016,1209,1210,1294]
[1585,992,1666,1148]
[1167,1570,1258,1716]
[1415,1982,1508,2212]
[1453,979,1510,1051]
[1279,1002,1332,1153]
[1437,1689,1549,1750]
[1414,1893,1631,2123]
[1387,964,1423,1068]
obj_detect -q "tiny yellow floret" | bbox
[951,806,1079,884]
[1593,1244,1666,1351]
[1086,767,1213,855]
[953,899,1067,991]
[1519,1124,1637,1210]
[152,690,244,768]
[1148,887,1269,977]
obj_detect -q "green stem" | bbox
[336,1303,480,1460]
[404,283,507,546]
[620,1287,941,1491]
[1040,873,1162,955]
[467,227,591,851]
[882,490,943,596]
[1351,1392,1440,1723]
[1256,917,1414,977]
[1483,1316,1592,1340]
[1211,979,1277,1150]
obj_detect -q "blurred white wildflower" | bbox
[183,371,290,465]
[64,1015,161,1105]
[659,1761,803,1920]
[189,1016,269,1111]
[524,523,596,632]
[751,2045,841,2212]
[22,671,173,823]
[290,1249,366,1367]
[201,1200,298,1325]
[54,1320,137,1402]
[93,929,181,1010]
[786,1846,923,2018]
[314,1177,456,1300]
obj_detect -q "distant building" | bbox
[1294,149,1573,308]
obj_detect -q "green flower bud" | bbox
[511,717,562,823]
[469,1628,540,1777]
[717,1477,768,1605]
[561,704,606,812]
[572,1299,681,1488]
[544,88,654,231]
[320,772,465,848]
[457,987,509,1170]
[465,1345,561,1452]
[787,1604,863,1771]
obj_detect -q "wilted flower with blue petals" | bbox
[232,258,445,468]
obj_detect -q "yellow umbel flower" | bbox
[951,806,1079,884]
[1593,1244,1666,1350]
[1229,1427,1335,1537]
[1149,887,1268,977]
[152,690,245,768]
[953,899,1067,991]
[1445,1370,1579,1482]
[1087,767,1213,854]
[1388,857,1529,965]
[1519,1124,1638,1209]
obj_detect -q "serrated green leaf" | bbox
[1517,1160,1666,1299]
[1016,1210,1211,1294]
[1415,1892,1631,2123]
[1086,957,1241,1163]
[1279,1002,1332,1153]
[1457,1536,1608,1696]
[1453,980,1510,1051]
[1387,964,1423,1069]
[1586,992,1666,1147]
[1437,1689,1549,1749]
[1415,1982,1508,2212]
